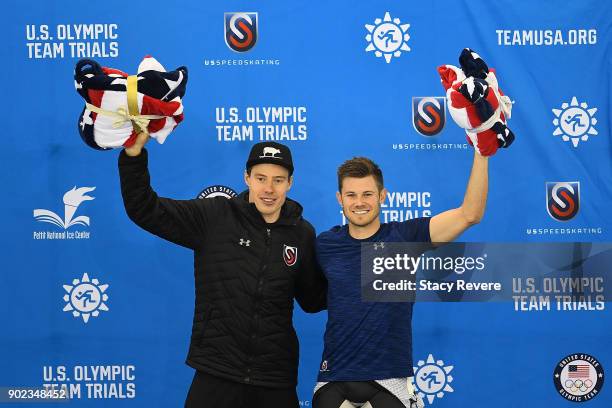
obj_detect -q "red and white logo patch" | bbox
[283,245,298,267]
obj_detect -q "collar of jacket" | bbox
[230,190,303,227]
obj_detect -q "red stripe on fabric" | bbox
[87,89,105,122]
[123,131,138,148]
[140,95,181,116]
[437,66,457,90]
[88,89,104,107]
[475,129,499,156]
[147,117,166,134]
[450,92,471,109]
[101,67,128,77]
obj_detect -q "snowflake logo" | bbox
[365,12,411,63]
[411,354,454,405]
[552,97,598,147]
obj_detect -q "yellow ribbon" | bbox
[127,75,139,117]
[85,75,166,135]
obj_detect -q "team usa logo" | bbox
[197,185,238,200]
[283,245,298,267]
[411,354,454,405]
[552,97,598,147]
[412,97,446,136]
[365,12,411,63]
[553,353,604,402]
[62,273,109,323]
[224,12,258,52]
[546,182,580,221]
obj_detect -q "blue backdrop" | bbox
[1,0,610,406]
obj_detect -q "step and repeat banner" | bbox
[1,0,610,406]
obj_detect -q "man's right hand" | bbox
[124,132,150,157]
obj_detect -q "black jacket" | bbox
[118,149,327,388]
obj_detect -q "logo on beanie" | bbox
[283,245,298,267]
[259,146,282,159]
[546,182,580,221]
[412,97,446,137]
[197,185,238,199]
[225,12,258,53]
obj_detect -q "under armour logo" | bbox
[239,239,251,247]
[374,242,385,250]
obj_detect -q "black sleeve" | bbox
[294,221,328,313]
[118,148,217,249]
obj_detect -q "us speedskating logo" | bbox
[412,97,446,136]
[552,97,598,147]
[62,273,109,323]
[225,12,258,52]
[546,182,580,221]
[411,354,454,405]
[283,245,298,267]
[553,353,604,402]
[365,12,411,63]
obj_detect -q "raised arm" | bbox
[119,133,214,249]
[429,151,488,243]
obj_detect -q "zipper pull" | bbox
[265,228,271,245]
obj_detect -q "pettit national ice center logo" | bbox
[33,186,95,240]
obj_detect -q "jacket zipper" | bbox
[245,228,271,383]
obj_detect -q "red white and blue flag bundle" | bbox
[438,48,515,156]
[74,56,188,150]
